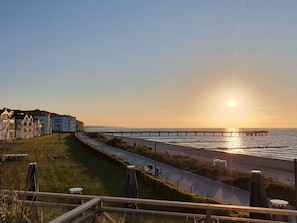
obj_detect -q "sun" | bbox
[228,99,237,107]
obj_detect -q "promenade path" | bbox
[77,132,250,206]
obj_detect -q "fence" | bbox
[13,191,297,223]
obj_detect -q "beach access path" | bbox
[78,132,250,205]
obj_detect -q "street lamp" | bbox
[154,142,157,177]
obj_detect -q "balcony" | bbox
[12,191,297,223]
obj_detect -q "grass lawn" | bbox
[1,133,156,198]
[1,133,247,222]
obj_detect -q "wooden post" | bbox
[205,209,212,223]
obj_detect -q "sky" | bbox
[1,1,297,128]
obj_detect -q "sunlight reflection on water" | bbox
[226,148,246,154]
[225,135,242,149]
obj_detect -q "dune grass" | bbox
[94,133,296,207]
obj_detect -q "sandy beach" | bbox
[115,136,295,184]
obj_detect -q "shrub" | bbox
[95,136,297,206]
[0,191,31,223]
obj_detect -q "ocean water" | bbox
[84,128,297,161]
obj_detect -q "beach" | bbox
[116,136,295,184]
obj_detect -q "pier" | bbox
[99,130,268,137]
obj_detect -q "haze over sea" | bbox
[85,128,297,161]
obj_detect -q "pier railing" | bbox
[15,191,296,223]
[99,130,269,137]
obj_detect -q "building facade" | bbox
[1,108,77,140]
[33,118,42,137]
[14,113,35,139]
[0,108,15,141]
[34,114,52,135]
[52,115,76,133]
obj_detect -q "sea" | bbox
[84,128,297,161]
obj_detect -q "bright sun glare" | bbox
[228,99,237,107]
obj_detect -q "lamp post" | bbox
[154,142,157,177]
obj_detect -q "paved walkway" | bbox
[78,132,250,205]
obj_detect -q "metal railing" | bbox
[12,191,297,223]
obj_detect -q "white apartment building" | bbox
[33,119,42,137]
[1,108,77,140]
[34,114,52,135]
[0,108,15,140]
[52,115,76,133]
[14,113,35,139]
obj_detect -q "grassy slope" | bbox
[2,133,155,198]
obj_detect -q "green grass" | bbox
[1,133,239,221]
[2,133,221,203]
[1,133,155,198]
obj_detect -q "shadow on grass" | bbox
[63,133,169,199]
[63,133,127,196]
